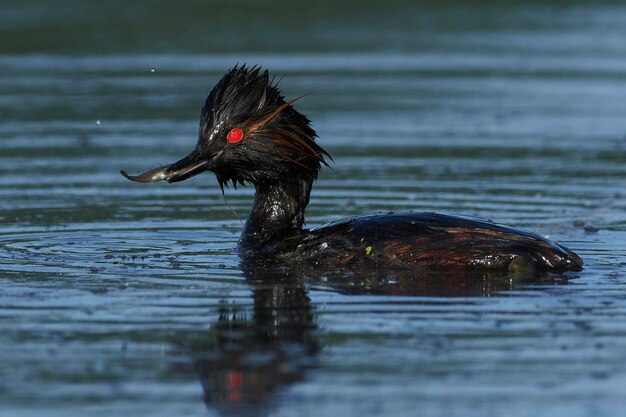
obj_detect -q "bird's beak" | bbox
[121,150,222,183]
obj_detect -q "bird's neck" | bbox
[238,178,312,251]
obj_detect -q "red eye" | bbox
[227,128,244,144]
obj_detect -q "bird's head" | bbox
[121,65,330,189]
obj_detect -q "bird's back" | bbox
[265,212,582,274]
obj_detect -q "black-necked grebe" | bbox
[121,66,582,274]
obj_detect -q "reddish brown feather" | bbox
[247,96,305,132]
[247,137,315,172]
[335,227,563,272]
[274,128,325,162]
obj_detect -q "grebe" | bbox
[121,66,582,274]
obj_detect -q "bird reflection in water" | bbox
[183,262,573,416]
[186,264,318,417]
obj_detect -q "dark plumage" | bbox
[198,66,329,188]
[121,65,583,276]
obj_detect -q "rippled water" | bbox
[1,1,626,416]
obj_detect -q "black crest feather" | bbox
[199,65,330,185]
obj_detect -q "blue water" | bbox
[1,1,626,416]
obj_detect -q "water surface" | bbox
[1,1,626,416]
